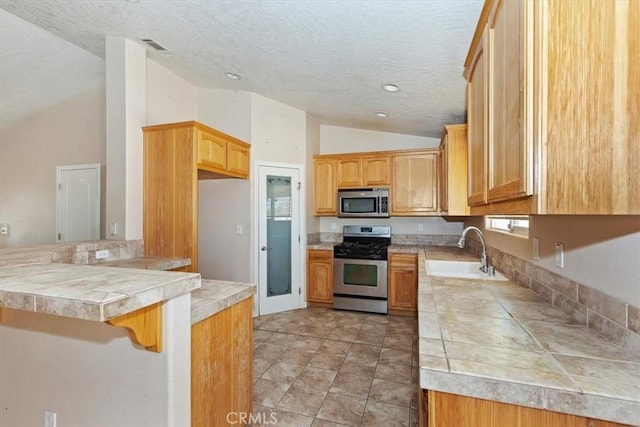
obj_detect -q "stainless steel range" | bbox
[333,225,391,314]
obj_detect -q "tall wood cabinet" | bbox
[143,121,250,272]
[464,0,639,214]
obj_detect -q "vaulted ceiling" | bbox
[0,0,483,137]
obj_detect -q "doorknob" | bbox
[261,246,270,251]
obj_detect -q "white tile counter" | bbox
[0,263,200,321]
[417,246,640,425]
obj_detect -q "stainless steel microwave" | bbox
[337,188,389,218]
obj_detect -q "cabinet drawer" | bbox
[389,253,418,269]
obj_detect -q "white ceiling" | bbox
[0,0,483,137]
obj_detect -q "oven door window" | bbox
[343,263,378,287]
[342,197,377,214]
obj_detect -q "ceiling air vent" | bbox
[141,38,167,51]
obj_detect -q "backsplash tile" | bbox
[466,239,639,344]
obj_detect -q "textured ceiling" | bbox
[0,0,483,137]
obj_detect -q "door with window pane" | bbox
[258,165,301,315]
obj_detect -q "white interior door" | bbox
[257,164,302,315]
[56,163,101,242]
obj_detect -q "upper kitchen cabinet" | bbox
[336,154,391,188]
[391,150,439,216]
[143,121,251,271]
[313,157,338,216]
[465,0,639,214]
[194,123,250,179]
[439,125,470,216]
[466,23,489,207]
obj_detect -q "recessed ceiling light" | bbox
[225,72,241,80]
[376,112,389,118]
[382,84,400,93]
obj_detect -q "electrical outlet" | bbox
[95,250,109,259]
[532,238,540,260]
[236,224,243,235]
[418,223,424,232]
[45,411,56,427]
[110,222,118,236]
[331,222,337,231]
[555,242,564,268]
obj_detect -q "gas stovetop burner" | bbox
[333,225,391,260]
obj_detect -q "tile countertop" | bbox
[95,256,191,271]
[417,246,640,425]
[0,263,201,322]
[191,279,256,325]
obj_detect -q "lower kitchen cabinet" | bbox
[388,253,418,313]
[307,249,333,304]
[191,297,253,427]
[420,390,627,427]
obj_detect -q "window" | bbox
[486,216,529,237]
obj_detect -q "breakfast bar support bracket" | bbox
[106,303,163,352]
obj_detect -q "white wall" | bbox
[197,89,253,282]
[0,294,191,426]
[196,91,309,285]
[146,60,198,125]
[320,124,440,154]
[0,85,106,248]
[318,124,464,235]
[105,37,146,241]
[466,216,640,306]
[306,115,321,235]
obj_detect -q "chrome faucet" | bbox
[457,226,489,273]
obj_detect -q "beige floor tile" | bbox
[261,361,305,384]
[374,362,413,383]
[361,400,410,427]
[379,347,413,366]
[317,339,352,356]
[253,378,291,408]
[329,372,373,399]
[253,307,418,425]
[316,392,366,426]
[276,386,327,417]
[290,336,324,352]
[294,366,338,391]
[255,408,314,427]
[368,378,412,407]
[309,353,346,371]
[340,356,377,378]
[254,357,274,379]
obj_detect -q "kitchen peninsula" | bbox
[0,241,255,427]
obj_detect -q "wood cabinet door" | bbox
[467,25,488,207]
[227,140,250,178]
[307,250,333,303]
[197,130,227,172]
[391,152,438,215]
[337,158,363,188]
[487,0,532,203]
[363,155,391,186]
[388,253,417,311]
[439,144,448,214]
[314,158,338,215]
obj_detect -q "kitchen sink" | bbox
[425,260,509,281]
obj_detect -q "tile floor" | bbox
[251,307,419,427]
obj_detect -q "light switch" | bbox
[532,238,540,260]
[236,225,243,235]
[0,224,8,235]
